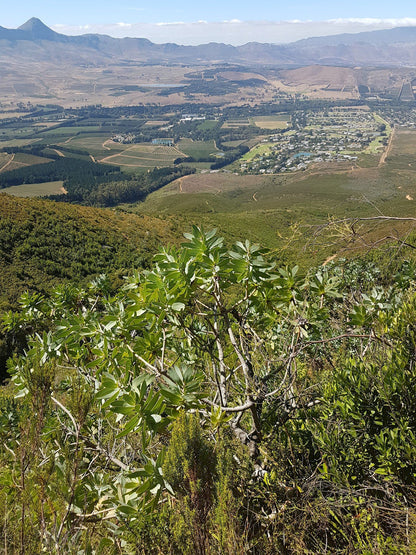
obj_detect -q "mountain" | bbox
[293,26,416,48]
[2,18,416,67]
[17,17,63,40]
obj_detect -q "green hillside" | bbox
[0,193,178,309]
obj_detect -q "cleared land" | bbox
[1,181,65,197]
[251,115,291,129]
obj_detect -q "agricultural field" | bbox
[143,120,170,127]
[197,120,219,131]
[0,152,52,173]
[41,125,102,137]
[177,139,219,158]
[221,119,251,129]
[62,135,124,158]
[13,153,53,166]
[1,180,65,197]
[251,114,291,129]
[0,111,34,120]
[0,138,41,148]
[99,144,185,168]
[0,153,13,171]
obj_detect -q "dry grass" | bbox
[251,116,290,129]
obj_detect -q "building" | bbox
[152,138,174,146]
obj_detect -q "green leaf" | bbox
[171,302,185,312]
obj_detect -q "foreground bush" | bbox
[1,227,415,553]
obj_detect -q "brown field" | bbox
[144,120,170,127]
[0,111,33,120]
[251,116,290,129]
[280,66,358,89]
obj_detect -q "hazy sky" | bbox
[3,1,416,44]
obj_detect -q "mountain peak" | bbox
[19,17,49,30]
[18,17,58,39]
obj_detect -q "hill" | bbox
[0,193,178,310]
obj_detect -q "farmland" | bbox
[0,99,416,246]
[1,180,65,197]
[251,114,291,129]
[177,139,219,158]
[99,144,184,169]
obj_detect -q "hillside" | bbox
[2,225,416,553]
[0,193,178,310]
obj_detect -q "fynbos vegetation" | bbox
[1,227,416,553]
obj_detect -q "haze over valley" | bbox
[3,18,416,107]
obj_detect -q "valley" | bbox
[1,97,416,261]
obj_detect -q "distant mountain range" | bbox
[2,18,416,67]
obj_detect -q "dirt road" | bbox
[378,126,395,167]
[0,153,15,172]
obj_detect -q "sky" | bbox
[2,1,416,45]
